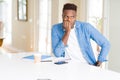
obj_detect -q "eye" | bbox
[63,15,68,19]
[70,16,75,18]
[63,16,75,19]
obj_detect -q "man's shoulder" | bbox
[76,20,90,25]
[52,23,63,31]
[52,23,62,27]
[75,21,91,29]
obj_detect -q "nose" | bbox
[67,17,71,21]
[64,16,71,21]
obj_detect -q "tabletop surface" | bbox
[0,52,120,80]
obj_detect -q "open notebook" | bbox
[23,55,71,63]
[23,55,52,62]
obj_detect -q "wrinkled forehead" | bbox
[63,10,76,16]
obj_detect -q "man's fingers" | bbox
[64,21,70,27]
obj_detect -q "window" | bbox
[38,0,51,54]
[0,0,12,45]
[87,0,103,32]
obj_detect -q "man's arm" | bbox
[51,26,65,57]
[62,21,71,45]
[86,23,110,66]
[51,21,72,57]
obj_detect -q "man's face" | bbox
[62,10,76,28]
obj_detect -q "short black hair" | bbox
[63,3,77,12]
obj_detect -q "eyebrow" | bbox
[63,15,75,18]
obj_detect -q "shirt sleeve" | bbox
[51,25,66,57]
[86,23,110,62]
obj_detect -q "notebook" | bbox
[23,55,52,62]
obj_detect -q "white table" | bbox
[0,52,120,80]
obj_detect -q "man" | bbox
[51,3,110,66]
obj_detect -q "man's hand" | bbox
[62,21,72,45]
[63,20,72,32]
[95,61,102,67]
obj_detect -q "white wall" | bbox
[108,0,120,73]
[12,0,39,51]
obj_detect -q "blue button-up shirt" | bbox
[51,21,110,65]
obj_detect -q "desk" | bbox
[0,53,120,80]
